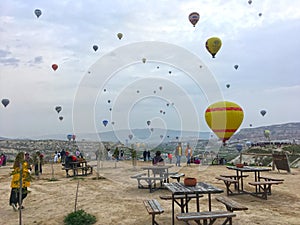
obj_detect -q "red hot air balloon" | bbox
[188,12,200,27]
[52,64,58,71]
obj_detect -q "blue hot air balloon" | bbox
[103,120,108,127]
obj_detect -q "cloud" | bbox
[27,56,43,66]
[0,49,20,66]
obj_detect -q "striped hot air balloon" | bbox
[205,101,244,144]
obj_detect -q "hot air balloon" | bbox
[67,134,72,141]
[169,71,172,74]
[34,9,42,18]
[260,110,267,116]
[236,144,243,153]
[52,64,58,71]
[205,101,244,144]
[72,134,76,141]
[147,120,151,126]
[103,120,108,127]
[1,99,9,107]
[59,116,63,121]
[264,130,270,140]
[128,134,133,140]
[258,13,262,17]
[234,65,239,70]
[142,58,146,63]
[226,84,230,88]
[248,0,252,5]
[160,135,163,139]
[249,124,253,127]
[188,12,200,27]
[205,37,222,58]
[108,100,111,103]
[93,45,98,51]
[55,106,62,113]
[117,33,123,40]
[159,86,163,90]
[150,128,154,132]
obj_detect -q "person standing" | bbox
[185,143,193,166]
[9,152,31,211]
[167,153,172,164]
[152,151,164,165]
[33,151,44,176]
[25,152,33,171]
[175,142,182,167]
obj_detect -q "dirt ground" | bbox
[0,160,299,225]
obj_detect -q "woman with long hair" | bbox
[9,152,31,211]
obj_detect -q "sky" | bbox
[0,0,300,141]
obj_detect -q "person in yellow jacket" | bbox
[9,152,31,211]
[185,143,193,166]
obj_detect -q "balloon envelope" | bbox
[234,65,239,70]
[205,37,222,58]
[226,84,230,88]
[59,116,63,121]
[142,58,146,63]
[205,101,244,144]
[34,9,42,18]
[67,134,72,141]
[117,33,123,40]
[264,130,270,139]
[236,144,243,152]
[52,64,58,71]
[1,99,9,107]
[147,120,151,126]
[93,45,98,51]
[248,0,252,4]
[103,120,108,127]
[128,134,133,140]
[260,110,267,116]
[55,106,62,113]
[188,12,200,27]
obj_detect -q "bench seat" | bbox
[137,177,165,192]
[216,196,248,212]
[258,176,284,182]
[176,210,236,225]
[170,173,185,182]
[248,181,283,200]
[143,199,164,225]
[216,176,238,196]
[130,173,147,178]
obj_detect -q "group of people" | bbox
[151,142,193,167]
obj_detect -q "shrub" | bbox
[64,209,96,225]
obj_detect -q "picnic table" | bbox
[226,166,271,194]
[63,160,93,177]
[164,182,224,225]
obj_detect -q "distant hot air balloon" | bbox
[226,84,230,88]
[142,58,146,63]
[264,130,270,140]
[205,37,222,58]
[157,66,159,69]
[67,134,72,141]
[236,144,243,153]
[205,101,244,144]
[72,134,76,141]
[249,124,253,127]
[93,45,98,51]
[59,116,63,121]
[248,0,252,5]
[168,71,172,74]
[55,106,62,113]
[103,120,108,127]
[52,64,58,71]
[147,120,151,126]
[1,99,10,107]
[117,33,123,40]
[108,100,111,103]
[34,9,42,18]
[234,65,239,70]
[150,128,154,132]
[159,86,163,91]
[160,135,163,139]
[260,110,267,116]
[128,134,133,140]
[258,13,262,17]
[188,12,200,27]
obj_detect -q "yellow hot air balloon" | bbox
[205,101,244,144]
[205,37,222,58]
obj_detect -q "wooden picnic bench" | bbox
[215,176,238,196]
[137,177,165,193]
[215,196,248,212]
[170,173,185,182]
[143,199,164,225]
[248,180,283,200]
[176,211,236,225]
[62,162,93,177]
[160,194,203,213]
[130,173,147,179]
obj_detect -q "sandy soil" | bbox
[0,160,299,225]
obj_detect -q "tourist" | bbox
[152,151,164,165]
[25,152,33,171]
[143,150,147,161]
[9,152,31,211]
[167,153,172,164]
[185,143,193,166]
[175,142,182,167]
[33,151,44,176]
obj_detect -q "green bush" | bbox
[64,209,96,225]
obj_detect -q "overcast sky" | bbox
[0,0,300,140]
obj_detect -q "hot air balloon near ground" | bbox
[1,99,10,107]
[205,37,222,58]
[205,101,244,144]
[142,58,146,63]
[67,134,72,141]
[34,9,42,18]
[188,12,200,27]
